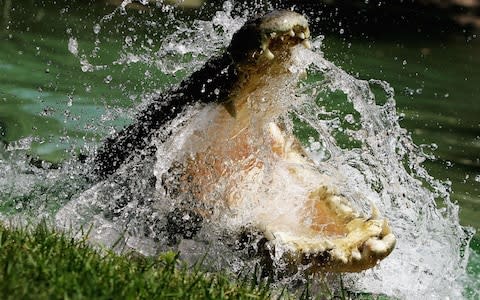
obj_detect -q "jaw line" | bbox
[260,198,396,273]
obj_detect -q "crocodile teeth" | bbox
[297,32,306,39]
[264,49,275,60]
[371,202,380,219]
[351,248,362,261]
[381,219,392,236]
[365,233,396,255]
[288,29,295,37]
[304,28,311,38]
[302,39,312,49]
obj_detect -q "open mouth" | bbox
[228,10,312,64]
[269,199,396,273]
[256,11,312,60]
[258,124,396,273]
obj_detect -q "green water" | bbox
[0,0,479,294]
[323,37,480,233]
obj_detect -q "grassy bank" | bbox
[0,222,271,300]
[0,222,408,299]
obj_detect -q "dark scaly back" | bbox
[91,9,303,179]
[92,52,239,179]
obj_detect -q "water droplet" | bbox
[402,60,407,65]
[125,36,133,47]
[344,114,355,124]
[104,75,112,84]
[404,87,415,96]
[68,37,78,56]
[475,175,480,182]
[93,23,101,35]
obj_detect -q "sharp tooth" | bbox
[297,32,306,39]
[288,29,295,37]
[352,248,361,261]
[365,234,396,255]
[318,245,326,252]
[324,239,334,249]
[302,39,312,49]
[371,202,380,219]
[264,230,275,241]
[305,28,311,38]
[381,219,392,236]
[365,237,387,254]
[270,32,277,38]
[264,49,274,60]
[382,233,396,249]
[331,248,348,263]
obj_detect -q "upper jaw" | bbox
[258,10,309,33]
[227,10,312,64]
[257,10,311,59]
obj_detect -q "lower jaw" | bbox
[257,213,396,273]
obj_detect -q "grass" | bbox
[0,221,401,300]
[0,222,271,300]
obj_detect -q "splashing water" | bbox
[294,45,473,298]
[1,1,477,299]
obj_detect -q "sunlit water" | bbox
[1,1,479,299]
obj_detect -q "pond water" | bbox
[0,1,479,298]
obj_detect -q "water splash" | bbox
[292,43,474,298]
[1,1,476,299]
